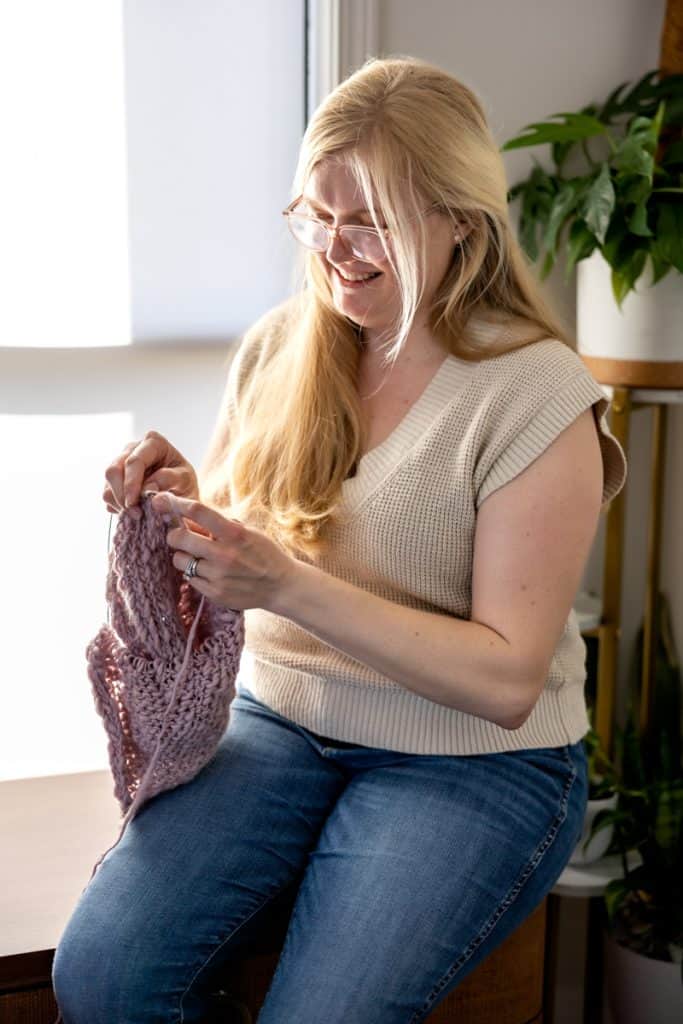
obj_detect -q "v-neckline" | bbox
[339,353,476,512]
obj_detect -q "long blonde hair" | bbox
[199,55,575,560]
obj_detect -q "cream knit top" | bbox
[221,301,628,755]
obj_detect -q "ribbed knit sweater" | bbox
[219,301,628,755]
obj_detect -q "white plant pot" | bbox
[568,790,618,865]
[604,929,683,1024]
[576,250,683,388]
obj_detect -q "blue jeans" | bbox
[52,687,588,1023]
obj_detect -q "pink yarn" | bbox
[52,501,244,1022]
[53,493,245,1022]
[83,491,245,883]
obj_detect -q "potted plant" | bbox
[500,69,683,389]
[584,592,683,1019]
[568,715,618,865]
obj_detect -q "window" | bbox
[1,0,305,780]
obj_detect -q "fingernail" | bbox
[129,506,142,521]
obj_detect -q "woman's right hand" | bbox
[103,430,199,517]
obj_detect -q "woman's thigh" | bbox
[51,691,347,1024]
[257,739,588,1024]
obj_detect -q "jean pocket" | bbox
[508,743,579,797]
[515,743,572,763]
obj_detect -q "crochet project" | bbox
[84,491,245,884]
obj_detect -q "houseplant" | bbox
[568,715,618,865]
[584,592,683,1017]
[500,68,683,304]
[500,69,683,388]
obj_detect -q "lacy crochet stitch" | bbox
[52,495,245,1024]
[54,491,245,1019]
[85,492,245,880]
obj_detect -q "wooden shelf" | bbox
[599,384,683,406]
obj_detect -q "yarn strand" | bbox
[83,590,207,887]
[79,494,244,886]
[52,495,244,1024]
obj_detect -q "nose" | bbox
[325,226,353,263]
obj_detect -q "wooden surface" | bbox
[0,770,122,957]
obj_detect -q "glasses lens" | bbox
[287,213,329,250]
[341,227,389,262]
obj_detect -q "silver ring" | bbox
[183,555,200,580]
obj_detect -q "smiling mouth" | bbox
[332,266,383,285]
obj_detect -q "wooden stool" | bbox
[203,894,547,1024]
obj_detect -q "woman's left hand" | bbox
[149,491,298,612]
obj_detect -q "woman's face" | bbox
[301,159,458,335]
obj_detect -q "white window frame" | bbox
[306,0,379,117]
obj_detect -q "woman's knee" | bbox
[52,907,132,1024]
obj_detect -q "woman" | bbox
[52,56,627,1023]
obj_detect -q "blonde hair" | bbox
[199,55,575,559]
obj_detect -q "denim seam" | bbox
[408,747,577,1023]
[174,888,292,1023]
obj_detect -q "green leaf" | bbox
[655,204,683,272]
[619,175,653,205]
[620,70,665,116]
[604,878,628,925]
[512,162,560,262]
[501,112,608,151]
[615,70,659,112]
[611,249,648,309]
[598,80,636,122]
[539,249,554,280]
[613,137,654,180]
[542,182,582,253]
[507,182,527,203]
[580,164,615,244]
[628,201,653,237]
[649,253,673,284]
[653,782,683,852]
[662,97,683,125]
[564,219,598,279]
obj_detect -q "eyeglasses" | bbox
[282,196,441,263]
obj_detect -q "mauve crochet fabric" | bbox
[84,491,245,885]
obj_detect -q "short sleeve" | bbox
[474,341,628,513]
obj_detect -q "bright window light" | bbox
[0,412,133,780]
[0,2,132,348]
[0,1,304,349]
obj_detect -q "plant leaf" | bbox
[501,112,608,151]
[580,164,615,245]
